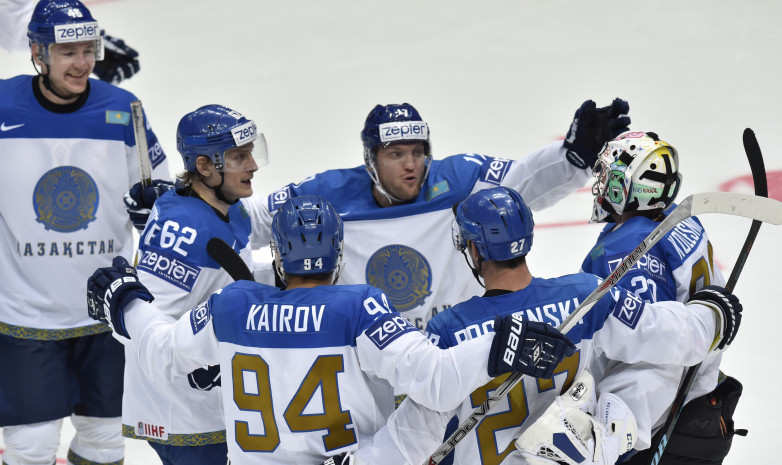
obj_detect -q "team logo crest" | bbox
[365,244,432,312]
[33,166,99,232]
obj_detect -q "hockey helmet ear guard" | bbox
[361,103,432,201]
[452,187,534,261]
[176,104,269,174]
[270,195,344,278]
[28,0,104,64]
[590,131,682,223]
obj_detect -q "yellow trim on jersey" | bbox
[0,321,111,340]
[122,424,227,446]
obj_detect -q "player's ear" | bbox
[195,155,215,178]
[31,43,44,66]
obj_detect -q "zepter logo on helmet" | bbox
[176,105,269,174]
[28,0,104,63]
[590,131,682,223]
[270,195,344,282]
[452,186,535,262]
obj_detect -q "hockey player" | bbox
[85,195,577,465]
[0,0,169,464]
[580,131,743,464]
[122,105,268,463]
[338,186,743,465]
[1,0,142,84]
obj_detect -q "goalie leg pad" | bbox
[516,371,638,465]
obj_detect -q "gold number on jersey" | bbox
[232,353,357,453]
[232,353,280,451]
[470,352,580,465]
[284,355,357,450]
[689,241,715,294]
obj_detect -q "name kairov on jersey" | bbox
[246,303,326,333]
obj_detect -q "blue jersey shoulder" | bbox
[427,274,610,348]
[208,282,394,349]
[140,190,252,269]
[582,205,708,301]
[266,154,503,221]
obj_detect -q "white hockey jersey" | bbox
[243,141,588,329]
[120,281,499,465]
[363,273,723,465]
[121,189,255,445]
[580,210,726,443]
[0,75,168,339]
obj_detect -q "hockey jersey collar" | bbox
[32,75,90,114]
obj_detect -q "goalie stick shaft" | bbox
[130,100,152,188]
[647,128,768,465]
[206,237,255,282]
[426,190,782,465]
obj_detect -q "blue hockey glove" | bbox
[187,365,222,391]
[87,256,153,339]
[488,314,576,378]
[92,34,140,84]
[688,285,742,351]
[564,98,631,169]
[124,179,175,231]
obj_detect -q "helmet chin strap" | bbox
[207,171,239,205]
[460,249,485,289]
[366,154,432,206]
[31,59,81,101]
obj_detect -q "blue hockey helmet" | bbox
[361,103,431,159]
[360,103,433,201]
[271,195,344,277]
[176,104,269,174]
[452,186,535,261]
[27,0,104,62]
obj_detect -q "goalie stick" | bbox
[425,190,782,465]
[206,237,254,282]
[130,100,152,188]
[646,128,768,465]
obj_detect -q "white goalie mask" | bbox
[591,131,682,223]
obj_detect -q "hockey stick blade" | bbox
[206,238,254,282]
[647,129,769,465]
[130,100,152,188]
[425,190,782,465]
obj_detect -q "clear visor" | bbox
[42,39,103,66]
[451,219,467,252]
[220,134,269,173]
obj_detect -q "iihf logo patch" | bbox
[33,166,99,232]
[365,244,432,312]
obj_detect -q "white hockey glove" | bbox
[515,371,637,465]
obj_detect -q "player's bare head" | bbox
[361,103,432,205]
[177,105,269,203]
[271,195,344,286]
[452,187,534,283]
[591,131,681,224]
[28,0,103,101]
